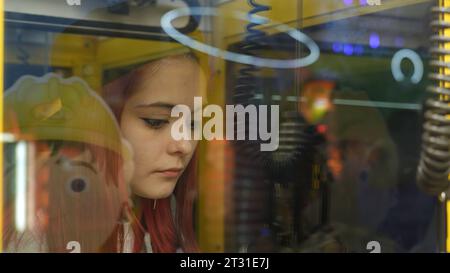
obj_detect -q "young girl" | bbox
[103,52,207,253]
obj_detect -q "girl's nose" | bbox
[167,137,194,156]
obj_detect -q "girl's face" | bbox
[120,57,204,199]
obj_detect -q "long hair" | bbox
[103,53,200,253]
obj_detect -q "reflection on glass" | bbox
[3,75,130,252]
[1,0,444,254]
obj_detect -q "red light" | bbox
[317,124,327,134]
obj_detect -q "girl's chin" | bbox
[131,181,175,200]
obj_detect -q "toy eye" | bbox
[71,178,86,192]
[67,177,89,194]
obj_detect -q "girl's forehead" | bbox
[128,60,206,106]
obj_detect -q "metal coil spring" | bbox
[417,5,450,195]
[270,111,319,177]
[232,0,314,167]
[233,0,270,106]
[232,0,271,160]
[231,0,271,251]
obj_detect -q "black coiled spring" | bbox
[231,0,272,251]
[270,112,321,177]
[232,0,271,158]
[417,5,450,195]
[233,0,270,106]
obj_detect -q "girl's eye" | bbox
[141,118,169,129]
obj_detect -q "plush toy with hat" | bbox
[3,73,134,253]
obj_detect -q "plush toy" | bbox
[3,74,133,253]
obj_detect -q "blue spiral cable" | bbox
[231,0,273,251]
[234,0,271,106]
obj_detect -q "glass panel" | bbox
[2,0,444,253]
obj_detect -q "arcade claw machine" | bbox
[214,0,447,253]
[0,0,448,253]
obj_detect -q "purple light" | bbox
[260,228,271,237]
[354,45,364,55]
[332,42,343,53]
[369,33,380,49]
[343,44,354,56]
[360,0,368,5]
[395,37,404,47]
[343,0,353,6]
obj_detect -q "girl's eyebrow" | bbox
[134,102,176,109]
[135,102,197,113]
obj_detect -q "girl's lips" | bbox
[155,169,182,178]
